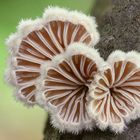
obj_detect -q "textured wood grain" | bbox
[44,0,140,139]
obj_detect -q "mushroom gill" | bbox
[41,49,100,132]
[89,51,140,133]
[6,7,99,105]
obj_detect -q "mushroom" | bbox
[38,43,104,133]
[5,7,99,106]
[88,50,140,133]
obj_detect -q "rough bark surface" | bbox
[44,0,140,139]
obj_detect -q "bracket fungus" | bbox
[37,43,104,133]
[6,6,140,134]
[88,50,140,133]
[5,7,99,106]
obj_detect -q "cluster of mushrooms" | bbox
[6,7,140,134]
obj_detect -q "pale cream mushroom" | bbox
[88,50,140,133]
[6,7,99,106]
[38,43,104,133]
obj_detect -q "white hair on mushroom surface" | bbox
[5,7,100,106]
[37,43,104,133]
[88,50,140,133]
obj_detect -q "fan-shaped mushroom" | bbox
[88,50,140,133]
[38,43,104,133]
[6,7,99,105]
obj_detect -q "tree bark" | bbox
[43,0,140,139]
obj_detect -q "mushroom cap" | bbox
[88,50,140,133]
[37,43,103,133]
[5,7,100,106]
